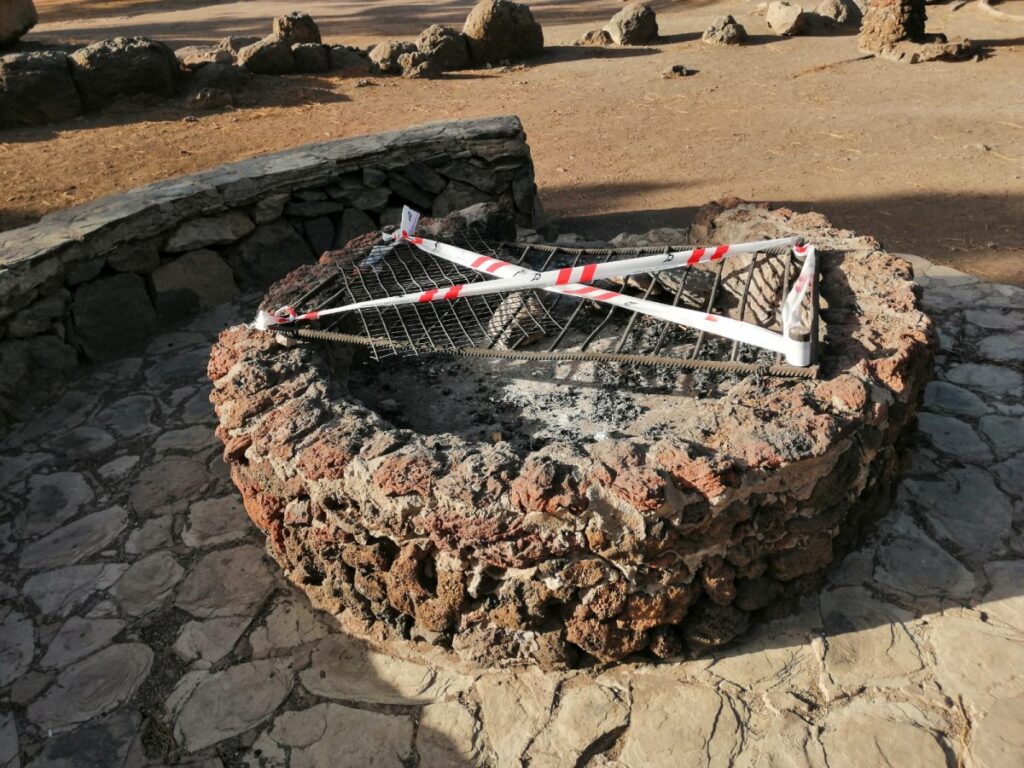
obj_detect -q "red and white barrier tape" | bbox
[253,207,816,366]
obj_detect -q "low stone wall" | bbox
[0,115,538,425]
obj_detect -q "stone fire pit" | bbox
[209,200,934,666]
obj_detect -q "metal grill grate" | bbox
[278,225,821,378]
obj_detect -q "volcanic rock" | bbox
[292,42,329,73]
[703,15,748,45]
[238,35,295,75]
[0,50,82,127]
[273,12,321,44]
[766,2,808,36]
[416,24,470,71]
[605,2,659,45]
[463,0,544,64]
[369,40,417,75]
[0,0,37,48]
[68,37,179,110]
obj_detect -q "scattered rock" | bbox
[273,11,322,44]
[40,616,125,669]
[327,44,370,74]
[238,34,295,75]
[605,2,659,45]
[574,29,613,47]
[0,51,83,127]
[68,37,179,110]
[416,24,470,71]
[0,0,37,48]
[766,1,808,35]
[399,50,440,78]
[662,64,694,78]
[175,45,233,69]
[187,61,253,95]
[71,273,158,362]
[462,0,544,65]
[219,36,261,54]
[185,86,233,111]
[816,0,855,24]
[173,659,294,751]
[369,40,417,75]
[702,15,748,45]
[175,545,276,619]
[27,643,153,732]
[292,42,329,73]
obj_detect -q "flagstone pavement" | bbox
[1,254,1022,767]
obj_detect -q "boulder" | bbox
[70,274,158,362]
[68,37,180,110]
[398,51,440,79]
[604,3,659,46]
[237,35,295,75]
[328,45,370,74]
[702,15,748,45]
[766,2,808,35]
[817,0,859,23]
[292,43,329,73]
[272,12,321,45]
[574,29,613,47]
[369,41,417,75]
[175,45,233,69]
[462,0,544,65]
[0,0,37,49]
[416,24,470,71]
[226,220,314,288]
[218,36,261,54]
[0,50,83,127]
[186,62,252,95]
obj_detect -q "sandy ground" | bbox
[3,0,1024,285]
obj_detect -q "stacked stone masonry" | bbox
[209,201,936,666]
[0,115,539,425]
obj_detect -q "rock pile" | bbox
[1,37,179,126]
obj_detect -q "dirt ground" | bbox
[4,0,1024,285]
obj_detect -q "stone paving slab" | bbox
[0,256,1022,767]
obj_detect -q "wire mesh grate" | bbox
[279,223,820,376]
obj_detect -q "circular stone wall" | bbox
[208,200,935,667]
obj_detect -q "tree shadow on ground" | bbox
[544,186,1024,286]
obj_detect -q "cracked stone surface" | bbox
[0,252,1021,766]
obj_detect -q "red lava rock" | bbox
[209,201,934,667]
